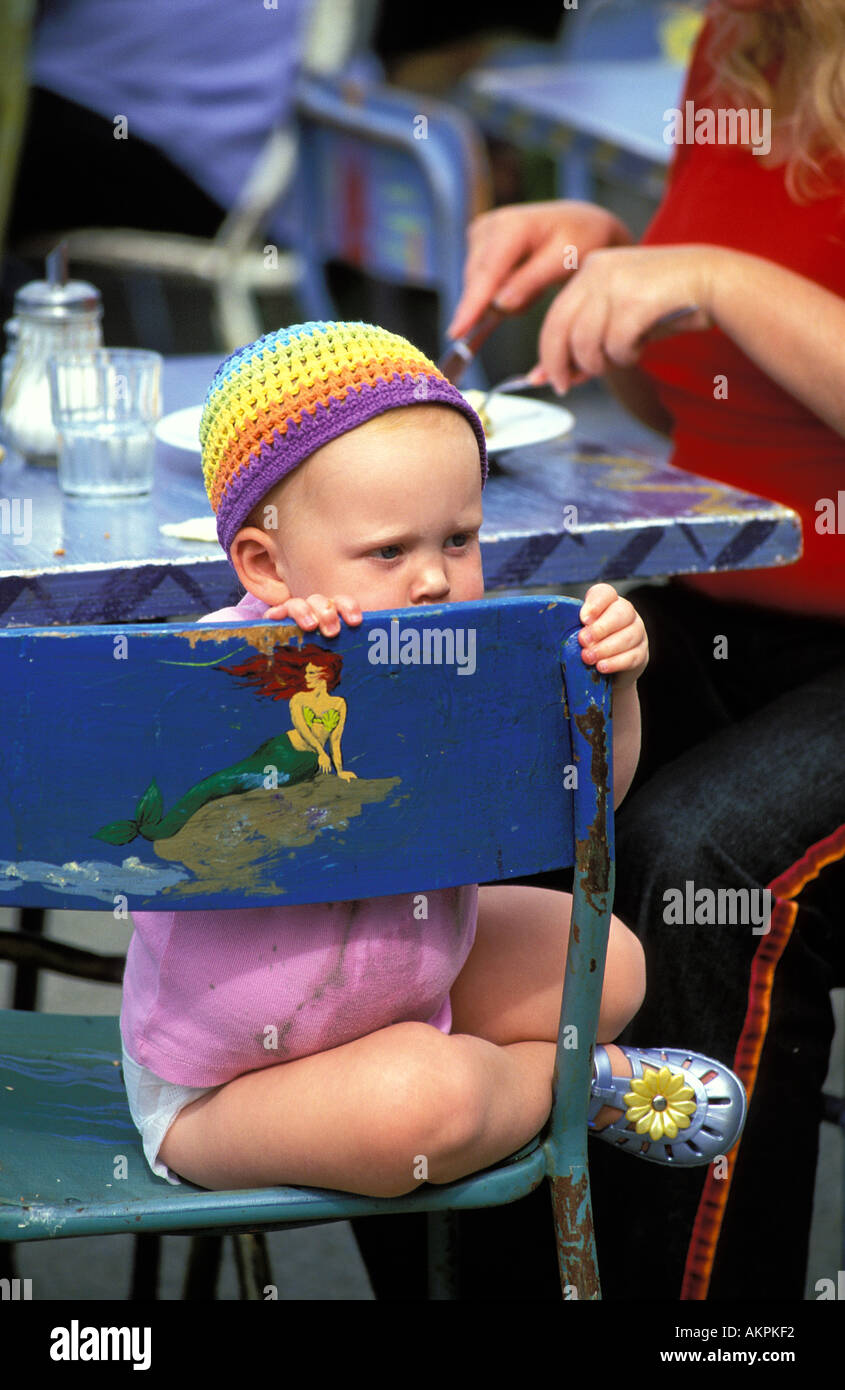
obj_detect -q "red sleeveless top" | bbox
[638,19,845,618]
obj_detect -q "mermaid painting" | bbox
[95,643,355,846]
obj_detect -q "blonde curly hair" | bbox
[705,0,845,199]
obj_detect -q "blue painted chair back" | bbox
[0,596,611,910]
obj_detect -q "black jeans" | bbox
[352,582,845,1299]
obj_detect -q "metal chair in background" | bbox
[289,71,490,358]
[7,0,376,352]
[10,0,490,356]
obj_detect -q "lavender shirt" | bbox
[29,0,310,244]
[120,590,478,1087]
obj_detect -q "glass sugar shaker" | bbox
[0,241,103,467]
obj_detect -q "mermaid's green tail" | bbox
[94,735,319,844]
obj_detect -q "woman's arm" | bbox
[536,242,845,439]
[705,247,845,438]
[448,201,633,341]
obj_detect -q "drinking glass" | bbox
[48,349,162,496]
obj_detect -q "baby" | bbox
[120,321,746,1197]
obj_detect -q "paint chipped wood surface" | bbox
[0,595,610,912]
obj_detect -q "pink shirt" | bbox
[120,590,478,1087]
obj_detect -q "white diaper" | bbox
[121,1041,220,1186]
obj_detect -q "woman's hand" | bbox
[578,583,648,693]
[536,244,718,393]
[263,594,362,638]
[448,200,633,341]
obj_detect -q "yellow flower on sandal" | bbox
[623,1065,697,1142]
[589,1046,747,1166]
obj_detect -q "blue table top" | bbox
[465,58,686,165]
[0,354,799,626]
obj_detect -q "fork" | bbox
[452,303,703,409]
[473,372,543,415]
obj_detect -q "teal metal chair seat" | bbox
[0,595,614,1299]
[1,1009,547,1235]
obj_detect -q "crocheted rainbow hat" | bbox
[200,320,488,560]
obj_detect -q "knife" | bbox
[439,302,703,389]
[437,305,507,386]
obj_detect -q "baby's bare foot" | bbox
[591,1043,632,1130]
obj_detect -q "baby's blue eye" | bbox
[377,545,401,560]
[448,533,469,548]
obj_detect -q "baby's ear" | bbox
[229,525,292,606]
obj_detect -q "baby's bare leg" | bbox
[449,885,646,1126]
[451,884,645,1045]
[158,1020,556,1198]
[159,886,642,1197]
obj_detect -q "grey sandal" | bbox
[588,1045,747,1166]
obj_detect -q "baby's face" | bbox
[256,405,484,612]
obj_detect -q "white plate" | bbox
[156,404,203,451]
[462,391,574,453]
[155,396,575,456]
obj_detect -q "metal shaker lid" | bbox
[13,241,102,320]
[14,280,103,318]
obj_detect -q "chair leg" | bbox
[426,1211,460,1299]
[129,1233,162,1301]
[213,281,264,354]
[13,907,45,1011]
[182,1234,225,1300]
[232,1232,274,1300]
[547,1170,601,1300]
[296,253,338,324]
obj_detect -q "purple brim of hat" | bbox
[215,375,488,560]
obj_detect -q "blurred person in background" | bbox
[1,0,312,339]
